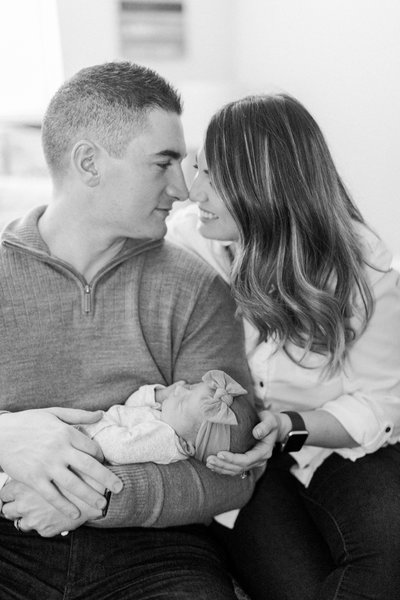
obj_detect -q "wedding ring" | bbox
[13,517,23,532]
[60,530,69,537]
[240,471,248,479]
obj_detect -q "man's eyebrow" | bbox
[153,150,186,160]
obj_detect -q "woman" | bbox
[167,94,400,600]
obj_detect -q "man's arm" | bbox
[93,267,258,528]
[91,459,256,528]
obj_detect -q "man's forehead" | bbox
[140,108,186,156]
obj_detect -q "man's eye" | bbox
[157,162,171,170]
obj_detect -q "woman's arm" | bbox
[207,238,400,475]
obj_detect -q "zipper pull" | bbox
[84,284,92,313]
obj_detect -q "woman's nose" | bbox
[189,177,207,204]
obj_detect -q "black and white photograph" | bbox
[0,1,399,598]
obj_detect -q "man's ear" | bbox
[71,140,100,187]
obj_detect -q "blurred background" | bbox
[0,0,399,265]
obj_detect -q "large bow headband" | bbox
[194,370,247,462]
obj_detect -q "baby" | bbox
[80,370,257,465]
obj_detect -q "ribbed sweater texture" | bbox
[0,206,256,527]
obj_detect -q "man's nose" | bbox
[167,168,189,202]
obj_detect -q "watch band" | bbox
[281,411,307,431]
[280,411,309,453]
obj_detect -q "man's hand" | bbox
[0,408,122,519]
[205,410,279,475]
[0,479,102,537]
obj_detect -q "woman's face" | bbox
[189,149,239,242]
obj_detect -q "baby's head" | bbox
[161,370,257,461]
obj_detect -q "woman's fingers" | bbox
[206,435,275,475]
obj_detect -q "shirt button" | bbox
[385,426,391,433]
[259,381,264,387]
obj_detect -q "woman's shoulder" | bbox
[354,222,393,272]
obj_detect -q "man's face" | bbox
[100,109,188,240]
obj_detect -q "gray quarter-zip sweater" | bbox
[0,206,256,527]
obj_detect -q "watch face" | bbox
[280,430,309,453]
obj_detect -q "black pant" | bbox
[0,522,236,599]
[212,444,400,600]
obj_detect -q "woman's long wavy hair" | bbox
[204,94,374,373]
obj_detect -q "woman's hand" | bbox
[0,408,122,519]
[0,475,104,537]
[206,410,280,475]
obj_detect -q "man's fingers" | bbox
[69,451,123,494]
[47,407,103,424]
[71,429,105,461]
[33,480,82,519]
[52,469,106,513]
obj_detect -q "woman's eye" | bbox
[193,163,198,170]
[157,162,171,170]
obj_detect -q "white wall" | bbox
[55,0,237,149]
[0,0,63,119]
[235,0,400,257]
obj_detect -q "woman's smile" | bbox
[198,207,218,221]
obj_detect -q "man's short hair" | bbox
[41,61,182,177]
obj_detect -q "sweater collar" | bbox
[1,205,164,260]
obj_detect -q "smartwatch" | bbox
[279,411,309,452]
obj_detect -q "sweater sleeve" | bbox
[91,460,257,528]
[91,272,258,528]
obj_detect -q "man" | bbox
[0,62,256,599]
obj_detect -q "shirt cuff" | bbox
[320,394,393,452]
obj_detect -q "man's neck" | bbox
[38,202,125,282]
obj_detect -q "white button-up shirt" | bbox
[167,205,400,486]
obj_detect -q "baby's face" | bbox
[160,381,211,440]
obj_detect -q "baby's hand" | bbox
[155,381,186,403]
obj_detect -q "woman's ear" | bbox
[71,140,100,187]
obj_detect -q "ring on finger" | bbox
[13,517,24,533]
[240,471,249,479]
